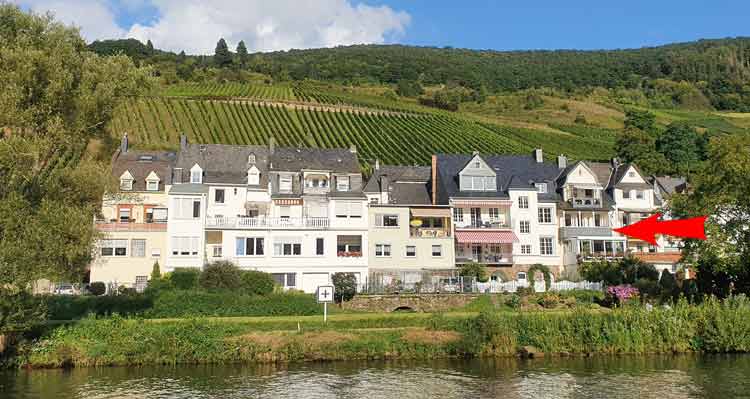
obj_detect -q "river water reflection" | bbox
[1,355,749,398]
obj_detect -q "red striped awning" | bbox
[455,230,519,244]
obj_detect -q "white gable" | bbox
[119,170,134,180]
[565,163,599,186]
[146,171,160,181]
[619,165,646,184]
[247,165,260,185]
[459,154,496,177]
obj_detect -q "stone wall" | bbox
[342,293,482,312]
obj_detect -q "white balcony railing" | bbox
[206,216,330,229]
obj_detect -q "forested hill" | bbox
[90,37,750,111]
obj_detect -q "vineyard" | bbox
[108,97,616,166]
[162,82,296,101]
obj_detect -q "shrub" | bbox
[605,284,640,306]
[239,270,275,296]
[634,278,659,300]
[171,268,200,290]
[622,256,659,283]
[459,263,489,283]
[506,294,521,309]
[537,293,561,309]
[150,261,161,281]
[559,289,604,304]
[580,260,623,285]
[659,271,679,302]
[199,261,242,290]
[145,290,319,317]
[516,286,534,297]
[88,282,106,296]
[574,113,587,124]
[45,294,152,320]
[331,272,357,303]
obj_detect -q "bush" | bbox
[150,261,161,281]
[516,286,534,297]
[331,272,357,303]
[45,294,152,320]
[459,263,489,283]
[171,268,200,290]
[199,261,242,290]
[580,260,623,285]
[537,293,561,309]
[559,289,604,304]
[659,271,679,302]
[506,294,521,309]
[622,256,659,283]
[145,290,319,317]
[88,282,106,296]
[239,270,275,296]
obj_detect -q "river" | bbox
[1,355,748,398]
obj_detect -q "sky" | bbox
[11,0,750,54]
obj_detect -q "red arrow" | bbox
[613,213,707,245]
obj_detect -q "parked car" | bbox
[54,284,76,295]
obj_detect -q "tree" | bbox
[615,128,668,175]
[624,109,657,132]
[669,134,750,296]
[395,79,423,97]
[146,39,154,55]
[656,123,705,175]
[459,263,489,282]
[199,261,242,290]
[331,272,357,303]
[236,40,248,69]
[0,4,151,334]
[214,38,232,68]
[150,261,161,281]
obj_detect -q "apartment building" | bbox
[165,138,369,293]
[363,164,455,283]
[91,135,175,289]
[432,150,565,277]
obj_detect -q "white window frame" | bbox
[273,239,302,256]
[520,244,532,255]
[271,273,297,289]
[535,183,548,194]
[335,201,362,219]
[173,198,201,219]
[336,175,350,192]
[488,208,500,220]
[170,236,199,257]
[146,179,159,191]
[431,244,443,257]
[236,237,265,256]
[453,208,464,222]
[120,178,134,191]
[212,245,223,258]
[636,190,644,199]
[131,239,146,257]
[375,244,392,257]
[518,196,529,209]
[214,188,225,204]
[279,174,293,192]
[519,220,530,234]
[247,167,260,185]
[376,214,399,227]
[190,164,203,184]
[539,237,554,256]
[405,245,417,258]
[101,239,128,257]
[538,207,553,224]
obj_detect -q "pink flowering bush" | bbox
[605,284,640,306]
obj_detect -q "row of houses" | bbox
[91,134,686,292]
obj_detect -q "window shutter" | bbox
[349,202,361,217]
[335,201,347,216]
[236,238,245,256]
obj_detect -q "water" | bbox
[1,355,749,398]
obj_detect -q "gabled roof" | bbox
[111,150,176,192]
[435,153,561,202]
[174,143,270,186]
[364,165,432,205]
[269,147,360,174]
[653,176,688,196]
[611,163,651,190]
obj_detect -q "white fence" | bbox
[476,280,602,293]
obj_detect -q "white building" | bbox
[165,138,369,292]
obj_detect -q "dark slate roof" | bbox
[364,165,433,205]
[435,154,562,203]
[611,163,651,190]
[653,176,687,195]
[169,183,209,195]
[111,150,176,192]
[269,147,360,173]
[174,143,269,186]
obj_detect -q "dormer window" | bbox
[119,170,134,191]
[472,160,481,169]
[247,166,260,185]
[248,153,256,164]
[628,171,636,178]
[190,164,203,184]
[535,183,548,194]
[337,176,350,192]
[145,171,160,191]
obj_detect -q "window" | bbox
[279,206,290,219]
[518,196,529,209]
[149,207,167,222]
[538,207,552,224]
[151,248,161,258]
[405,245,416,257]
[521,244,532,255]
[272,273,296,289]
[623,190,631,199]
[101,239,127,257]
[212,245,223,258]
[335,201,362,218]
[488,208,499,220]
[453,208,464,222]
[279,175,293,192]
[594,213,602,227]
[174,198,201,219]
[636,190,644,199]
[375,244,391,257]
[584,189,593,198]
[369,197,379,204]
[376,214,399,227]
[535,182,548,193]
[247,168,260,185]
[274,239,301,256]
[540,237,554,255]
[131,239,146,257]
[214,189,225,204]
[461,175,496,191]
[336,176,350,191]
[190,165,202,184]
[628,171,636,178]
[337,235,362,255]
[472,160,481,169]
[118,207,131,223]
[519,220,530,234]
[120,178,133,191]
[316,238,325,255]
[146,180,159,191]
[236,237,264,256]
[431,245,442,257]
[171,236,199,256]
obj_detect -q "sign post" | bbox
[316,285,334,323]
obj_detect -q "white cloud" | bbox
[12,0,126,41]
[126,0,411,54]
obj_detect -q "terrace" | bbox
[206,216,330,229]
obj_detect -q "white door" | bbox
[302,272,330,293]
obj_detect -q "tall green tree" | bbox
[214,38,232,68]
[615,128,667,175]
[236,40,248,68]
[656,123,705,175]
[0,4,152,332]
[669,134,750,296]
[146,39,154,55]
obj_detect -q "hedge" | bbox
[144,290,320,318]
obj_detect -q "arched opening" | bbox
[393,306,416,312]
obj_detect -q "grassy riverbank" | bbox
[14,296,750,368]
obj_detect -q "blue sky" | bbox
[14,0,750,54]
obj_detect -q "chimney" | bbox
[379,174,389,194]
[557,154,567,169]
[533,148,543,163]
[374,159,380,171]
[431,154,438,205]
[269,136,275,155]
[349,144,357,153]
[120,133,128,153]
[179,134,187,150]
[611,157,620,168]
[472,150,480,157]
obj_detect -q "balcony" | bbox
[410,227,451,239]
[206,216,330,229]
[456,220,511,230]
[456,254,513,265]
[559,226,614,239]
[96,221,167,232]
